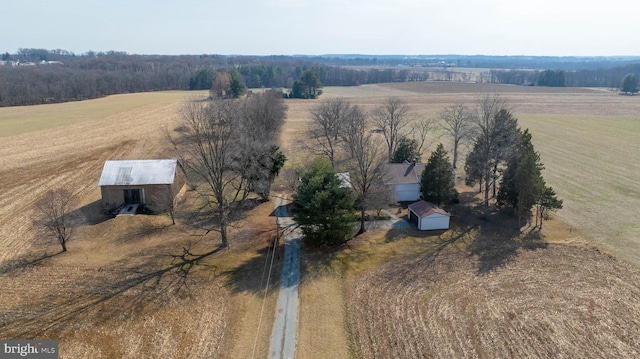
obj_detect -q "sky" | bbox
[1,0,638,56]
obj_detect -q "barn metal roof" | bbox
[99,159,178,186]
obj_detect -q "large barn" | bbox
[98,159,186,213]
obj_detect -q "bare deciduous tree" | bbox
[341,106,386,235]
[439,103,474,173]
[410,117,438,159]
[35,189,79,252]
[236,91,288,200]
[371,97,411,162]
[306,98,353,168]
[169,98,241,248]
[210,72,232,99]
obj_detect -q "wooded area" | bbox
[2,49,639,107]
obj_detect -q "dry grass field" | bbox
[0,91,280,358]
[1,82,639,358]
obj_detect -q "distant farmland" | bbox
[1,83,639,358]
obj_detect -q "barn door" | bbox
[124,189,141,204]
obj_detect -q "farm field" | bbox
[0,82,639,358]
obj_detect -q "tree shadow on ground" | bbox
[470,218,547,274]
[453,191,548,274]
[222,241,284,295]
[69,200,113,226]
[0,244,224,339]
[0,251,62,275]
[385,190,549,274]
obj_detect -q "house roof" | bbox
[383,162,427,185]
[99,159,178,186]
[408,200,450,217]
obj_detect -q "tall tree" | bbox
[439,103,474,173]
[229,70,246,98]
[465,96,518,213]
[307,98,353,168]
[420,144,457,206]
[210,72,232,99]
[620,73,639,94]
[537,70,566,87]
[294,157,355,246]
[391,136,421,163]
[235,91,288,200]
[341,106,386,235]
[290,68,323,99]
[170,99,241,248]
[35,189,80,252]
[301,68,323,99]
[189,69,215,90]
[498,129,544,226]
[371,97,411,162]
[410,117,437,158]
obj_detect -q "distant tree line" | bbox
[490,64,640,88]
[0,48,429,107]
[3,48,638,107]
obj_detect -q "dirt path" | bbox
[269,196,302,359]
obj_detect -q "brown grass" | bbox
[2,82,639,358]
[0,91,279,358]
[347,241,640,358]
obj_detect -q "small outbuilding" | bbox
[98,159,186,213]
[407,200,450,230]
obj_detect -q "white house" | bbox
[382,162,427,202]
[407,200,450,230]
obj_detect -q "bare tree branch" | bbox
[371,97,411,162]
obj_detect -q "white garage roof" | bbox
[99,159,178,186]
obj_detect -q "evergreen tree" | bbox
[465,97,519,213]
[290,68,323,99]
[229,70,246,98]
[498,129,544,225]
[294,157,355,246]
[189,69,215,90]
[420,144,457,206]
[536,185,563,229]
[498,128,559,227]
[621,73,639,94]
[391,136,421,163]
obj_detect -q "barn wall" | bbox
[100,184,174,210]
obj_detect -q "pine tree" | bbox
[498,129,549,227]
[294,157,355,246]
[621,73,639,94]
[420,144,457,206]
[391,136,421,163]
[536,185,563,229]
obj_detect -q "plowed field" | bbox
[348,243,640,358]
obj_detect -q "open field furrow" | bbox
[349,245,640,358]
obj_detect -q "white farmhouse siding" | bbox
[395,183,421,202]
[408,200,450,230]
[382,162,427,202]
